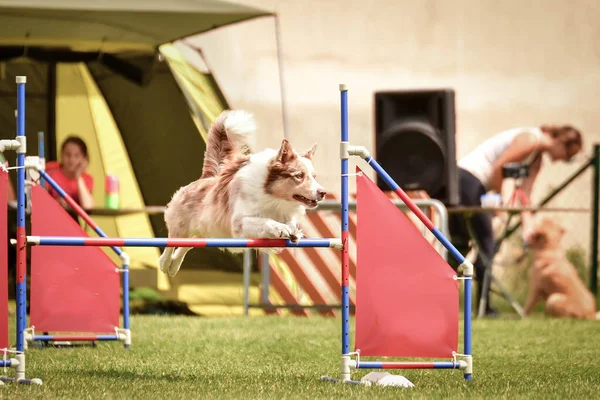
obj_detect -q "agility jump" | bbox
[10,129,132,349]
[24,173,131,348]
[0,77,42,384]
[2,77,473,385]
[0,76,130,384]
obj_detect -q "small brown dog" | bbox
[523,218,599,320]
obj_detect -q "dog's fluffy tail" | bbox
[201,110,256,179]
[596,311,600,320]
[224,110,256,154]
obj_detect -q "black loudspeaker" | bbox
[374,89,459,206]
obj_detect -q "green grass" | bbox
[3,314,600,399]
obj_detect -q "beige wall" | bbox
[180,0,600,252]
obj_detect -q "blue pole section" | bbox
[122,258,130,348]
[464,277,472,380]
[33,335,120,341]
[340,84,350,357]
[15,76,27,353]
[356,361,461,369]
[38,131,45,188]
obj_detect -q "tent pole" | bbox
[274,15,290,140]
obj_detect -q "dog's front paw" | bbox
[265,220,294,240]
[288,225,304,244]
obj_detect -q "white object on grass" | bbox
[360,372,415,388]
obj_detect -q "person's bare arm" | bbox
[75,159,94,210]
[488,132,540,193]
[519,156,542,200]
[76,177,94,209]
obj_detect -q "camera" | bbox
[502,162,529,179]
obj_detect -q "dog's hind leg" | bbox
[546,293,583,319]
[159,247,175,274]
[168,246,193,277]
[161,215,193,276]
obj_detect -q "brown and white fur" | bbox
[523,218,599,320]
[158,110,326,277]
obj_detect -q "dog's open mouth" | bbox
[293,194,318,208]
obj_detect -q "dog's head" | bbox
[524,218,565,250]
[265,139,326,209]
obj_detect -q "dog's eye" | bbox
[295,173,304,180]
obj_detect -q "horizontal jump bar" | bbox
[248,303,356,310]
[446,206,591,214]
[32,335,121,341]
[357,361,463,369]
[20,236,343,249]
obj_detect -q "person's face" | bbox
[548,139,581,162]
[61,143,86,174]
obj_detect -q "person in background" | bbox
[45,135,94,210]
[450,124,583,317]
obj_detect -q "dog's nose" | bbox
[317,189,326,200]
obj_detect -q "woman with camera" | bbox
[451,125,583,316]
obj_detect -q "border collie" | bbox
[159,110,326,277]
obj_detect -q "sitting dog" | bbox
[158,110,326,277]
[523,218,599,320]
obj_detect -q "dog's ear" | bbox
[302,143,318,159]
[276,139,296,164]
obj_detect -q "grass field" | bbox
[2,313,600,399]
